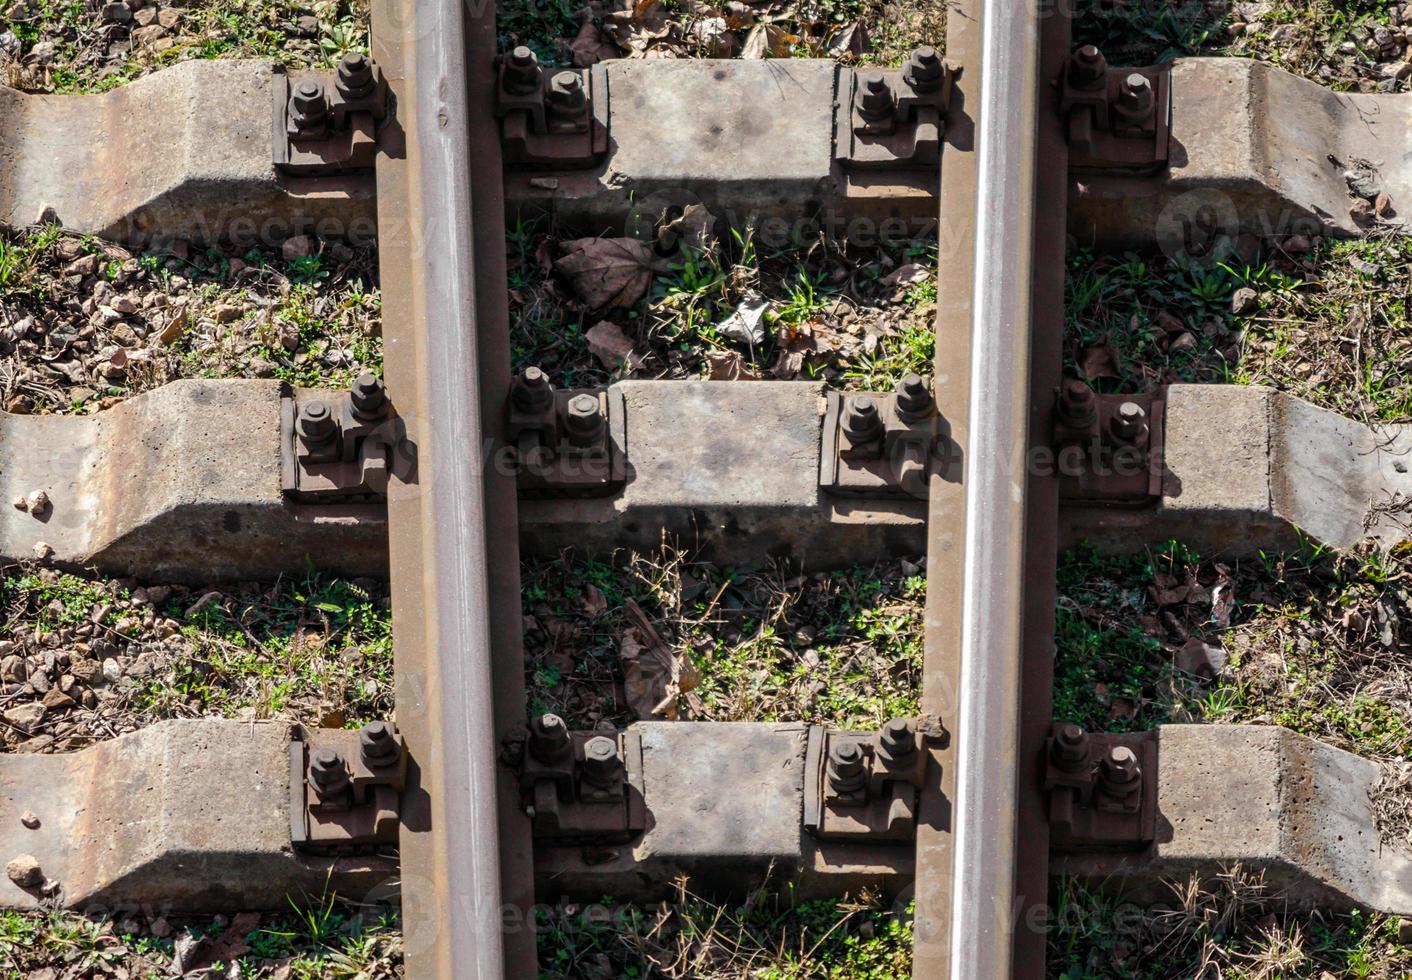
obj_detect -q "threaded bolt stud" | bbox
[581,736,621,785]
[855,71,894,119]
[1100,745,1141,792]
[547,72,587,114]
[529,713,573,764]
[1050,722,1089,771]
[906,46,944,92]
[359,721,399,767]
[298,400,336,446]
[894,373,935,422]
[564,393,605,445]
[290,80,329,131]
[350,372,386,418]
[1058,379,1098,429]
[337,52,376,100]
[880,717,916,757]
[309,747,350,795]
[1109,401,1147,443]
[1069,44,1107,88]
[1117,73,1153,114]
[512,366,555,414]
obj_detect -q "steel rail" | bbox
[915,0,1070,973]
[372,0,537,975]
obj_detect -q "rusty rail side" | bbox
[372,0,537,976]
[915,0,1070,973]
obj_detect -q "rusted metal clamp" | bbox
[497,47,609,167]
[290,721,406,854]
[803,719,930,842]
[273,52,390,176]
[507,367,626,497]
[511,714,646,842]
[819,374,946,498]
[280,373,409,504]
[1052,380,1164,506]
[835,47,950,170]
[1059,45,1170,174]
[1044,723,1158,851]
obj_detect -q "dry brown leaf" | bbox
[555,237,664,309]
[620,599,699,719]
[1078,341,1120,380]
[742,23,798,58]
[706,349,762,380]
[585,320,644,371]
[569,19,622,66]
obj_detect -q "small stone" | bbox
[1376,191,1396,217]
[1350,198,1377,225]
[209,304,243,324]
[19,811,38,830]
[5,854,42,888]
[1230,286,1258,315]
[132,5,155,25]
[1397,916,1412,944]
[69,659,101,684]
[2,702,43,732]
[0,655,25,684]
[40,687,74,711]
[155,6,181,28]
[282,236,313,261]
[1339,40,1358,54]
[1345,169,1381,199]
[130,23,167,46]
[28,40,55,65]
[295,13,319,35]
[11,496,26,512]
[100,0,131,21]
[101,658,122,685]
[1282,234,1312,253]
[149,916,173,938]
[1226,21,1246,37]
[25,491,48,516]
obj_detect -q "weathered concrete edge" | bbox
[0,60,375,247]
[1052,724,1412,915]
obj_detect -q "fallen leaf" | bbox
[828,21,871,58]
[1078,341,1120,380]
[585,321,644,371]
[715,291,771,347]
[883,263,930,286]
[658,203,717,253]
[742,23,798,58]
[619,599,698,719]
[569,18,621,66]
[705,349,762,380]
[555,238,664,309]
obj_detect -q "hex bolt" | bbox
[843,396,885,443]
[581,735,622,786]
[297,400,337,447]
[563,393,605,446]
[504,45,543,95]
[1109,401,1148,443]
[1057,379,1098,429]
[880,717,916,758]
[309,747,350,796]
[336,51,376,100]
[1100,745,1141,794]
[906,46,944,93]
[827,739,869,795]
[1068,44,1107,88]
[528,713,573,764]
[511,366,555,414]
[1117,72,1153,115]
[894,373,935,422]
[359,721,400,767]
[350,371,387,419]
[855,71,895,120]
[546,71,587,116]
[1050,722,1090,772]
[289,79,329,132]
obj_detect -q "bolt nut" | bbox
[880,717,916,758]
[528,713,573,764]
[1109,401,1148,443]
[1058,379,1098,429]
[289,80,329,131]
[563,393,605,446]
[309,747,350,795]
[336,51,376,100]
[581,735,622,786]
[1050,722,1090,772]
[546,71,587,115]
[827,738,869,794]
[1068,44,1107,88]
[504,45,543,95]
[512,366,555,414]
[359,721,400,767]
[297,400,337,446]
[855,71,895,120]
[1100,745,1141,793]
[1116,72,1153,115]
[843,396,885,442]
[905,46,944,92]
[894,373,935,422]
[350,371,387,419]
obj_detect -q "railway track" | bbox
[3,0,1412,975]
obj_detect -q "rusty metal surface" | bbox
[0,61,375,247]
[371,0,538,974]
